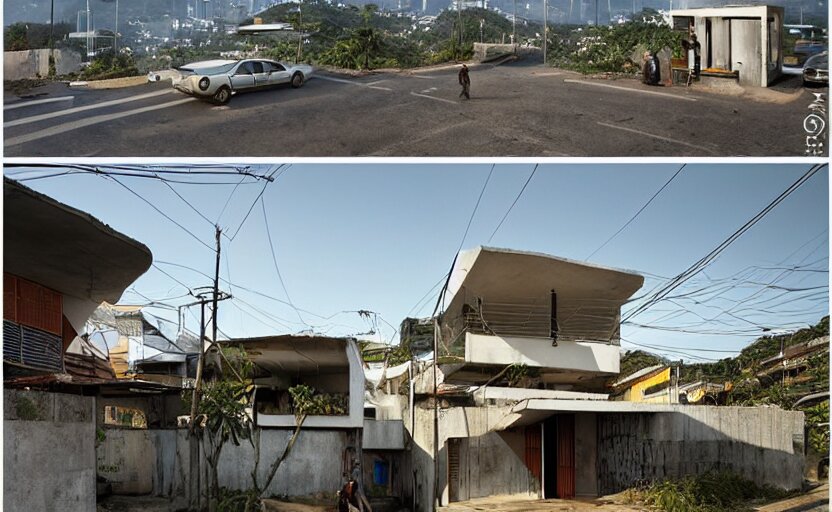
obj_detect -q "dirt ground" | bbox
[96,484,829,512]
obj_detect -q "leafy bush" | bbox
[81,50,139,80]
[548,20,682,74]
[628,471,792,512]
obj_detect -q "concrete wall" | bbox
[96,428,189,499]
[4,389,97,512]
[574,413,597,497]
[4,49,83,80]
[456,430,538,501]
[97,426,355,502]
[466,333,619,374]
[731,19,762,87]
[364,420,405,450]
[597,407,805,494]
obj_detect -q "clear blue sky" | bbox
[6,163,828,362]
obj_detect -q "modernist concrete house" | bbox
[670,5,785,87]
[391,247,805,510]
[3,177,153,512]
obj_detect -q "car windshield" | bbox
[179,62,237,75]
[807,53,828,67]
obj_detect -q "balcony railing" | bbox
[439,296,621,359]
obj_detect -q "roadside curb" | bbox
[566,73,808,104]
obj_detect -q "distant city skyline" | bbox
[5,0,827,26]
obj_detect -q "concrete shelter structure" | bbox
[670,5,784,87]
[240,334,365,428]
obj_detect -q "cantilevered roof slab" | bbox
[446,247,644,309]
[442,247,644,342]
[235,334,354,375]
[4,178,152,330]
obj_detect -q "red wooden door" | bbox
[556,415,575,499]
[524,425,542,482]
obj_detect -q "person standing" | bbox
[458,64,471,99]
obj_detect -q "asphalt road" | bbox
[3,58,825,157]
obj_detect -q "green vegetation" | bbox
[626,471,792,512]
[81,50,140,81]
[620,350,669,378]
[547,13,682,74]
[4,22,75,51]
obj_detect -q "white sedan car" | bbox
[173,59,313,104]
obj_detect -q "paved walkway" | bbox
[755,483,829,512]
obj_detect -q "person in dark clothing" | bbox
[642,50,660,86]
[338,480,360,512]
[458,64,471,99]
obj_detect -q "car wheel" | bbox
[212,86,231,105]
[291,72,304,88]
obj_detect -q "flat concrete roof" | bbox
[443,246,644,327]
[234,334,355,375]
[4,178,153,304]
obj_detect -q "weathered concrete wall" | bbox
[575,413,597,497]
[216,428,351,497]
[597,407,805,494]
[364,419,405,450]
[458,430,538,501]
[4,389,96,512]
[410,402,518,509]
[4,49,83,80]
[96,428,189,501]
[472,43,517,62]
[730,19,762,87]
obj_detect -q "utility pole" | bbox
[296,0,303,63]
[512,0,516,46]
[49,0,55,74]
[114,0,119,53]
[432,316,440,510]
[187,226,228,510]
[457,0,463,58]
[543,0,547,64]
[212,226,221,346]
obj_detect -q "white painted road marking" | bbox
[5,97,196,147]
[5,96,75,110]
[596,122,717,154]
[564,79,698,102]
[4,89,175,128]
[316,75,393,91]
[409,92,457,104]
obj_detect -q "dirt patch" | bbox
[261,499,335,512]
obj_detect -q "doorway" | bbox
[543,414,575,499]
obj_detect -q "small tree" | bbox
[184,346,253,512]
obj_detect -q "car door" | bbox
[250,61,271,88]
[229,61,256,90]
[266,62,291,86]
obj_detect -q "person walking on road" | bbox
[458,64,471,99]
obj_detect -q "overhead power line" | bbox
[586,164,685,260]
[622,163,826,324]
[487,164,538,243]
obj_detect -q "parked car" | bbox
[803,51,828,86]
[173,59,313,104]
